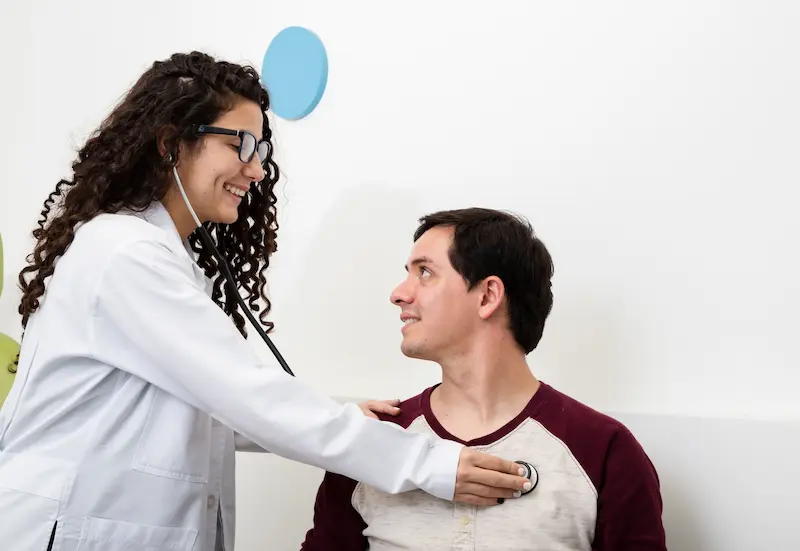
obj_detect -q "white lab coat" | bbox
[0,201,462,551]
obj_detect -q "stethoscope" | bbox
[173,167,540,494]
[173,165,295,377]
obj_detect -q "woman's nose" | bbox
[243,155,265,182]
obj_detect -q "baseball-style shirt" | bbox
[300,382,666,550]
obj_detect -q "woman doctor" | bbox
[0,52,530,551]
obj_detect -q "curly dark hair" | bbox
[413,208,554,354]
[17,51,280,340]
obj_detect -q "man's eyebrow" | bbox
[404,256,435,272]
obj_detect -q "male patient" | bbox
[300,208,666,550]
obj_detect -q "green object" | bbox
[0,230,15,407]
[0,230,4,297]
[0,332,18,408]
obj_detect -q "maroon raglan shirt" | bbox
[300,382,666,550]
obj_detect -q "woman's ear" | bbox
[156,125,179,158]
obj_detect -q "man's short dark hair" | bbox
[414,208,554,354]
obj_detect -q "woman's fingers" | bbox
[454,448,531,505]
[455,481,520,499]
[358,399,402,419]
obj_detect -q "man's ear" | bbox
[478,276,505,320]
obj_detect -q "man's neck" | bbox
[429,342,540,442]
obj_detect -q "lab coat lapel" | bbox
[135,202,210,289]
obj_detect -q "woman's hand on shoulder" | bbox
[358,398,401,419]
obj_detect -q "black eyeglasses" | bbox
[195,125,270,165]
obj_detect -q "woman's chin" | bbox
[212,209,240,226]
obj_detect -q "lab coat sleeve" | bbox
[200,269,269,454]
[91,238,463,500]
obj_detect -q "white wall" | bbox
[1,0,799,550]
[255,0,800,422]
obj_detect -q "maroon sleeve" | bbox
[530,384,666,551]
[592,427,666,551]
[300,471,367,550]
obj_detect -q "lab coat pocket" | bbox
[132,389,211,483]
[76,517,198,551]
[0,452,75,551]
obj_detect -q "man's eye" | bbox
[420,267,432,278]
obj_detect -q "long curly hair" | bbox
[17,51,280,340]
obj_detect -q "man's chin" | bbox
[400,341,428,360]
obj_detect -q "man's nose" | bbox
[390,280,414,305]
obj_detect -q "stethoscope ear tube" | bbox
[172,165,295,377]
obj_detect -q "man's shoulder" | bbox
[536,383,657,490]
[536,387,665,546]
[537,382,631,438]
[374,387,431,428]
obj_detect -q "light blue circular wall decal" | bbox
[261,26,328,120]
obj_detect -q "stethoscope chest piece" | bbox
[515,460,539,495]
